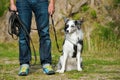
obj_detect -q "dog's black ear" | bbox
[63,17,69,23]
[75,18,84,25]
[75,20,81,25]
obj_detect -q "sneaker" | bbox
[43,64,55,75]
[18,64,29,76]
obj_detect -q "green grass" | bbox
[90,9,97,19]
[0,24,120,80]
[0,30,120,80]
[0,0,9,17]
[81,5,89,12]
[0,43,18,58]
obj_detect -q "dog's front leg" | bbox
[59,52,68,73]
[77,44,82,71]
[77,52,82,71]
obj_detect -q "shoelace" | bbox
[45,66,53,71]
[20,66,28,72]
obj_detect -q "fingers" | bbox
[9,4,18,14]
[10,4,17,12]
[48,2,55,15]
[48,8,55,15]
[49,9,55,15]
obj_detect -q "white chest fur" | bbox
[63,29,83,57]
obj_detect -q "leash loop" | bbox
[8,11,37,65]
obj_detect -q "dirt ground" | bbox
[0,58,120,80]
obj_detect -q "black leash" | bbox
[8,11,37,65]
[51,15,62,53]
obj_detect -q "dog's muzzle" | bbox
[65,30,69,33]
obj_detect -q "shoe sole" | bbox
[18,72,28,76]
[43,71,55,75]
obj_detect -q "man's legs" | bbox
[33,1,55,75]
[33,1,51,65]
[16,0,32,76]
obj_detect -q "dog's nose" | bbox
[66,30,69,33]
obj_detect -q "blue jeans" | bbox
[16,0,51,65]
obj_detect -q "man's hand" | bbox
[10,4,17,11]
[48,0,55,15]
[10,0,17,11]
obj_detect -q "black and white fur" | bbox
[56,18,83,73]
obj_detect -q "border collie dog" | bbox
[56,18,83,73]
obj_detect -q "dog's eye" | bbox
[71,25,74,27]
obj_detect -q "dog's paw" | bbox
[56,70,64,73]
[56,70,60,72]
[78,68,82,71]
[59,70,65,73]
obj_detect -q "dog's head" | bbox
[64,18,83,34]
